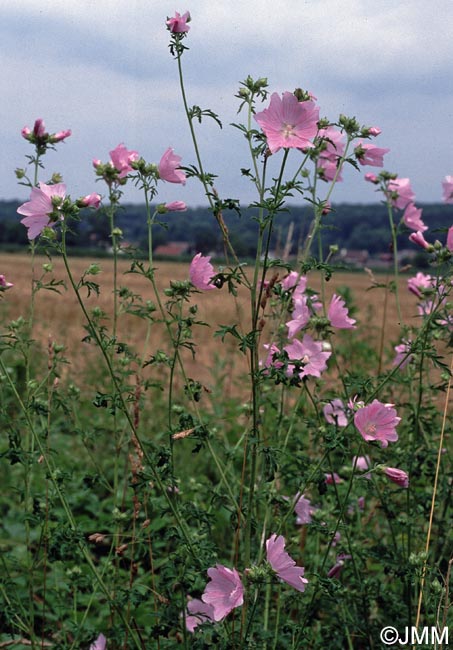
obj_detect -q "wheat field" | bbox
[0,253,420,390]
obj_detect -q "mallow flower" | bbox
[254,91,319,154]
[409,231,431,250]
[266,533,308,592]
[185,598,215,632]
[294,493,315,525]
[403,203,427,232]
[383,467,409,488]
[386,177,416,210]
[158,147,186,184]
[89,634,106,650]
[17,182,67,240]
[166,11,191,33]
[201,564,244,621]
[327,294,356,329]
[109,143,139,178]
[284,334,331,379]
[442,175,453,204]
[354,399,400,448]
[0,275,13,290]
[189,253,217,290]
[354,141,389,167]
[446,225,453,252]
[323,399,347,426]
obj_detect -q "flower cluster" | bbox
[21,118,71,150]
[17,182,101,240]
[186,534,307,632]
[258,272,356,384]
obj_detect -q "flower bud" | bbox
[41,226,57,240]
[78,193,102,209]
[49,129,72,143]
[33,119,46,138]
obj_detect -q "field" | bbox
[0,252,419,385]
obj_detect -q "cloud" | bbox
[1,0,453,204]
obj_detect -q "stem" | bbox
[415,351,453,629]
[0,354,143,650]
[59,227,198,560]
[385,200,403,324]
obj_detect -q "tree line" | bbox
[0,199,451,258]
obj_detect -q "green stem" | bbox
[59,227,198,560]
[0,354,143,649]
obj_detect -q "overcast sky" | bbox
[2,0,453,208]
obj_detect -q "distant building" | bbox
[153,241,192,258]
[337,249,369,267]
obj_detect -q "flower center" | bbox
[281,123,295,139]
[365,423,377,435]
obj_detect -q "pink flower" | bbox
[442,175,453,204]
[353,455,371,479]
[383,467,409,488]
[281,271,306,294]
[17,182,66,240]
[49,129,72,143]
[261,343,284,373]
[317,126,345,181]
[0,275,13,290]
[368,126,382,136]
[109,143,139,178]
[323,399,348,426]
[286,296,310,338]
[21,119,71,145]
[254,92,319,154]
[158,147,186,184]
[407,272,434,297]
[186,598,215,632]
[354,399,400,448]
[284,334,331,379]
[33,118,46,138]
[387,177,416,210]
[325,472,342,485]
[318,126,345,162]
[89,634,106,650]
[166,11,191,33]
[364,172,379,184]
[164,200,187,212]
[403,203,427,232]
[318,158,343,182]
[409,231,431,250]
[294,493,315,524]
[393,340,412,369]
[201,564,244,621]
[354,141,389,167]
[328,294,356,329]
[446,225,453,252]
[266,534,308,592]
[327,554,352,579]
[189,253,216,290]
[79,192,101,209]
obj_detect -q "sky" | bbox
[2,0,453,208]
